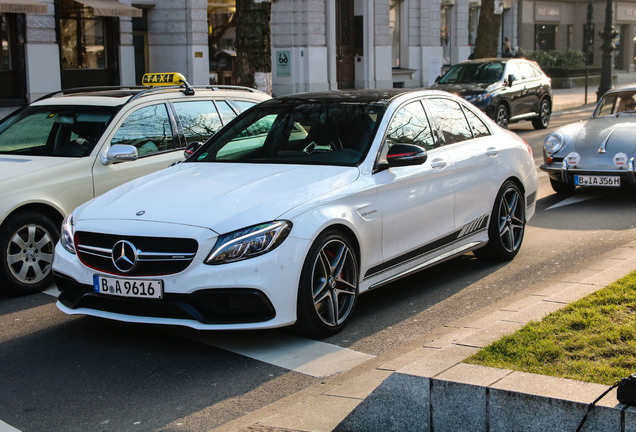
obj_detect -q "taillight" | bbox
[523,139,533,159]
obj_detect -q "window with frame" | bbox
[386,101,436,151]
[425,98,473,145]
[390,0,401,68]
[441,1,453,65]
[0,14,10,72]
[173,101,224,145]
[462,106,491,139]
[111,105,174,156]
[58,0,107,70]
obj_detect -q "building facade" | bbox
[1,0,633,112]
[1,0,499,107]
[518,1,635,72]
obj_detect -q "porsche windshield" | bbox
[0,106,116,157]
[438,62,505,84]
[193,101,383,166]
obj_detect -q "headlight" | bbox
[544,134,564,155]
[60,213,76,254]
[205,221,292,265]
[465,93,490,104]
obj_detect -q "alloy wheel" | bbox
[311,238,358,327]
[497,187,524,253]
[7,223,55,285]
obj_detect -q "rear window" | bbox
[0,105,116,157]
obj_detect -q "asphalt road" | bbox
[2,105,636,432]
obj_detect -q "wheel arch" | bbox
[2,203,65,231]
[314,223,362,268]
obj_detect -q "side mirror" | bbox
[507,74,516,86]
[100,144,138,165]
[184,141,203,159]
[386,143,428,167]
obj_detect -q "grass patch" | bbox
[465,271,636,386]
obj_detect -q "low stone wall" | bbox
[336,364,636,432]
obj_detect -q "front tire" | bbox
[532,99,551,129]
[474,181,525,261]
[495,104,509,129]
[295,230,359,338]
[0,211,59,295]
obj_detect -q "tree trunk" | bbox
[473,0,502,59]
[235,0,272,94]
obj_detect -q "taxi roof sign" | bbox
[142,72,187,86]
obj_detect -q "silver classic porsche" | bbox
[540,85,636,194]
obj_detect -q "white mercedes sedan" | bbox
[53,89,538,337]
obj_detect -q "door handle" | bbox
[430,159,447,169]
[486,147,499,157]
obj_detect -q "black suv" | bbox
[430,58,552,129]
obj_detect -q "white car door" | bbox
[425,98,499,230]
[373,99,455,268]
[92,102,184,196]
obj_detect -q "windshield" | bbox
[192,101,383,166]
[438,62,505,84]
[0,105,117,157]
[594,91,636,117]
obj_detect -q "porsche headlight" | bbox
[544,134,564,155]
[206,221,292,265]
[60,213,76,254]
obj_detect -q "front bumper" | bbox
[52,231,310,330]
[540,157,636,186]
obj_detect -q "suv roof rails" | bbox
[35,85,146,103]
[191,85,262,93]
[34,83,262,104]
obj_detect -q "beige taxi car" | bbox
[0,72,270,295]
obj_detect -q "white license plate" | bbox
[574,175,620,187]
[93,275,163,299]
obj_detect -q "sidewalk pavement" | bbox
[208,71,636,432]
[552,69,636,112]
[211,243,636,432]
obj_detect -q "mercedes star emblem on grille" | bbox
[112,240,139,273]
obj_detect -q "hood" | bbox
[76,162,360,234]
[571,116,636,159]
[0,156,77,183]
[429,82,495,96]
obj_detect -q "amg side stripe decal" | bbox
[364,214,489,280]
[458,214,488,238]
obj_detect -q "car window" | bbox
[0,105,115,157]
[173,100,223,144]
[232,100,259,112]
[596,91,636,116]
[438,62,504,84]
[530,64,544,77]
[462,106,491,138]
[385,100,436,151]
[195,102,381,166]
[425,98,473,145]
[215,100,238,123]
[111,104,174,156]
[505,62,521,82]
[518,61,537,80]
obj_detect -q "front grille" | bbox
[75,231,198,276]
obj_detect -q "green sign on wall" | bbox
[277,51,291,77]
